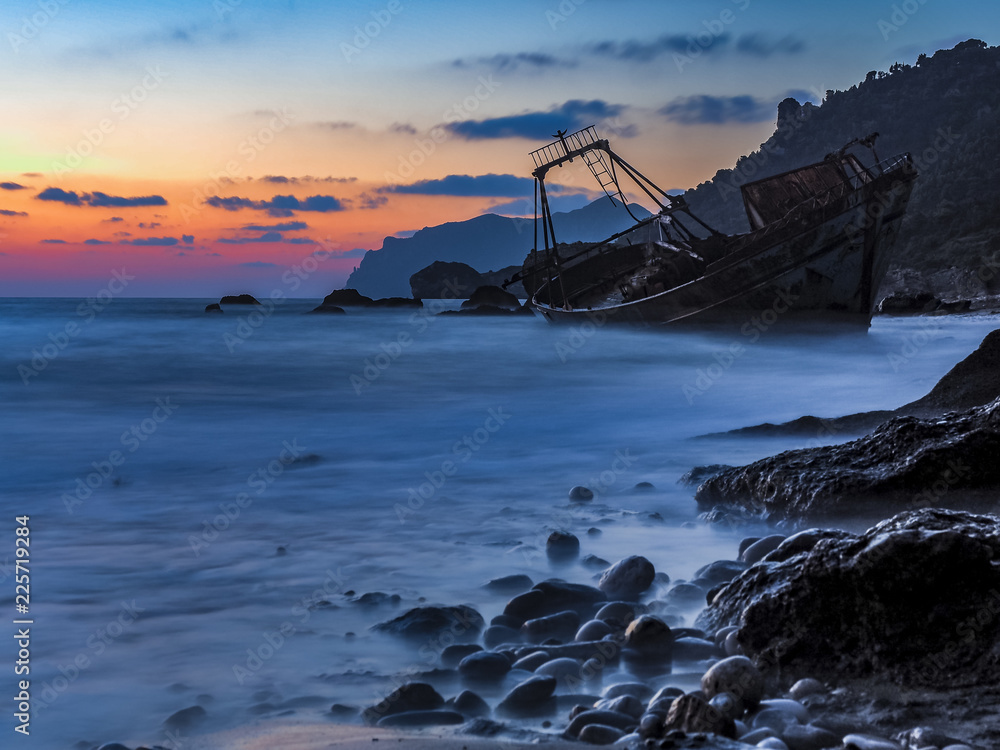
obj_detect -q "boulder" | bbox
[371,605,483,641]
[458,651,511,681]
[623,615,672,657]
[204,302,223,313]
[482,574,533,594]
[447,689,490,718]
[661,693,736,738]
[219,294,260,305]
[698,509,1000,688]
[546,531,581,562]
[695,398,1000,522]
[701,656,765,707]
[361,682,443,724]
[598,556,656,600]
[319,288,374,307]
[409,261,486,300]
[521,610,581,643]
[460,285,522,311]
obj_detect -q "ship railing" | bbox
[530,125,604,171]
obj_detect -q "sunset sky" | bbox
[1,0,996,297]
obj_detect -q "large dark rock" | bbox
[371,605,484,641]
[504,579,607,622]
[698,509,1000,688]
[320,288,374,307]
[695,397,1000,522]
[219,293,260,305]
[598,556,656,600]
[361,682,443,724]
[370,297,423,308]
[461,285,522,311]
[204,302,223,313]
[409,261,486,300]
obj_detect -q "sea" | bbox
[1,297,997,748]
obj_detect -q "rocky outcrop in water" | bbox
[695,397,1000,522]
[460,285,522,311]
[219,293,260,305]
[698,509,1000,689]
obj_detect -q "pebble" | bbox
[447,690,490,718]
[501,674,558,704]
[781,723,842,750]
[602,682,654,702]
[623,614,673,657]
[714,625,739,646]
[738,536,762,557]
[505,580,606,621]
[740,535,787,564]
[576,619,613,642]
[693,559,749,586]
[701,655,765,707]
[547,531,581,562]
[708,691,744,720]
[570,486,595,501]
[662,693,736,738]
[635,481,655,490]
[759,698,809,723]
[535,656,583,687]
[579,723,626,745]
[788,678,825,701]
[673,636,720,661]
[440,643,482,668]
[522,610,580,643]
[841,735,903,750]
[483,574,534,594]
[490,613,523,628]
[757,739,790,750]
[638,711,664,738]
[512,651,549,671]
[376,709,465,728]
[371,605,484,641]
[163,705,207,730]
[583,554,611,570]
[483,624,521,649]
[595,601,645,625]
[739,728,778,744]
[751,707,800,732]
[724,630,745,656]
[648,686,684,706]
[361,682,443,724]
[593,694,644,719]
[566,709,638,737]
[664,582,707,607]
[458,651,511,681]
[598,555,656,600]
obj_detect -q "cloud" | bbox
[103,216,125,223]
[588,32,805,63]
[389,123,418,135]
[317,121,357,130]
[182,234,194,245]
[217,230,313,244]
[1,182,26,190]
[36,187,167,207]
[659,94,777,125]
[261,175,291,183]
[0,209,27,217]
[357,193,388,209]
[84,238,111,245]
[41,239,66,243]
[205,194,347,216]
[121,236,179,246]
[445,100,627,140]
[452,52,577,71]
[240,261,277,268]
[138,221,161,229]
[240,221,308,231]
[381,173,545,197]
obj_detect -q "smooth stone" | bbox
[163,705,207,730]
[376,709,464,728]
[900,727,963,748]
[615,732,641,746]
[579,723,625,745]
[522,610,580,643]
[941,746,975,750]
[361,682,443,724]
[570,486,595,501]
[596,601,646,625]
[447,690,490,718]
[738,537,762,557]
[760,698,809,723]
[483,574,533,594]
[673,636,720,661]
[709,691,744,721]
[576,619,613,642]
[752,708,800,732]
[715,625,739,646]
[490,614,523,629]
[648,686,684,706]
[664,582,706,607]
[694,559,749,586]
[371,605,483,641]
[758,739,790,750]
[483,624,521,649]
[588,527,603,536]
[789,678,825,701]
[566,709,637,737]
[635,481,655,490]
[623,614,672,657]
[501,674,557,704]
[841,735,903,750]
[594,694,644,719]
[725,630,745,656]
[458,651,511,681]
[740,535,787,564]
[512,651,550,672]
[441,643,482,668]
[204,303,222,313]
[546,531,581,561]
[702,656,764,707]
[496,694,557,718]
[638,711,664,738]
[583,554,612,570]
[598,555,656,600]
[505,580,606,621]
[740,728,778,744]
[781,723,842,750]
[535,657,583,687]
[662,693,735,738]
[602,682,654,702]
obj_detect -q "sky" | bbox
[0,0,996,297]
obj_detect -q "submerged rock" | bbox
[695,397,1000,522]
[371,604,484,641]
[461,285,522,311]
[307,304,346,314]
[204,302,223,313]
[698,509,1000,688]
